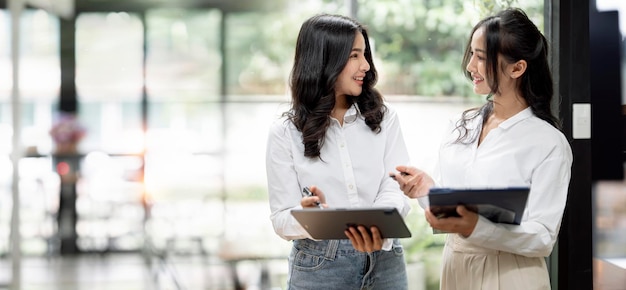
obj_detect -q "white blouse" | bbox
[433,107,573,257]
[266,104,411,247]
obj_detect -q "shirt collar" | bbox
[499,106,533,129]
[344,103,360,123]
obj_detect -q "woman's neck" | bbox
[491,91,528,120]
[331,96,350,124]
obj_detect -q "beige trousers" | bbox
[440,234,551,290]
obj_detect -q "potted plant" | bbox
[49,112,86,156]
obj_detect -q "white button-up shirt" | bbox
[433,107,573,257]
[266,104,411,249]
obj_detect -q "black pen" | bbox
[389,172,409,180]
[302,187,323,209]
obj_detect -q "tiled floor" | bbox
[0,252,288,290]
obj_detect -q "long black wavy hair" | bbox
[455,8,560,144]
[285,13,386,158]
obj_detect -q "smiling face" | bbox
[334,32,370,98]
[466,27,491,95]
[466,26,522,98]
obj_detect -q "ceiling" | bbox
[74,0,287,12]
[0,0,288,13]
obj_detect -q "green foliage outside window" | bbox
[356,0,543,97]
[227,0,543,100]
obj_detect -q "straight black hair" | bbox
[456,8,559,144]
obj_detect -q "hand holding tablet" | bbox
[291,207,411,240]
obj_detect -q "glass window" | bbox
[0,9,61,255]
[146,9,221,101]
[142,9,224,253]
[0,9,60,102]
[0,9,59,153]
[73,12,146,252]
[76,12,143,102]
[225,11,292,100]
[223,3,342,102]
[357,0,543,98]
[76,12,144,154]
[223,103,288,197]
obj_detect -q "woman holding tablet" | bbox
[265,13,411,289]
[392,8,572,290]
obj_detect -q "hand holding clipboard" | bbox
[426,187,530,235]
[427,187,530,225]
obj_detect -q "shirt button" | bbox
[349,184,354,189]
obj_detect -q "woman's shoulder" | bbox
[525,116,571,152]
[526,115,566,138]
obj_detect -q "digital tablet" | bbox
[428,187,530,225]
[291,207,412,240]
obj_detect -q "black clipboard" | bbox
[428,187,530,225]
[291,207,412,240]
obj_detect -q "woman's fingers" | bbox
[345,226,383,253]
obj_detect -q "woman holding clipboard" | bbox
[391,8,572,290]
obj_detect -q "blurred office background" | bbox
[0,0,625,289]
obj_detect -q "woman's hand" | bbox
[425,205,478,237]
[392,165,435,199]
[345,225,383,253]
[300,185,328,208]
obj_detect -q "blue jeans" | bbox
[287,239,408,290]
